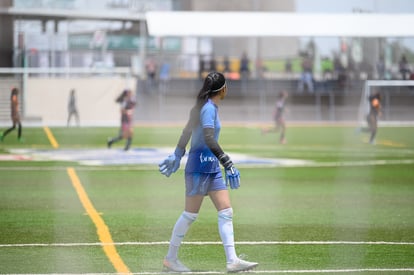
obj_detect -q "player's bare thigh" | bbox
[209,189,231,211]
[185,195,205,213]
[184,190,231,213]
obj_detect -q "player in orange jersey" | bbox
[366,91,382,145]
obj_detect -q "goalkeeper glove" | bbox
[219,154,240,189]
[158,147,185,177]
[225,165,240,189]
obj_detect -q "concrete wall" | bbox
[25,77,136,126]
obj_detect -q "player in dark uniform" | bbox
[107,89,136,151]
[67,89,80,127]
[366,92,381,145]
[1,87,23,142]
[262,90,288,144]
[159,72,258,273]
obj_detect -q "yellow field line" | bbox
[43,126,59,149]
[66,167,131,274]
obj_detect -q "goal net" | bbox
[358,80,414,127]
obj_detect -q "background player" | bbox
[262,90,288,144]
[366,91,382,144]
[67,89,80,127]
[107,89,136,151]
[1,87,23,142]
[158,71,258,273]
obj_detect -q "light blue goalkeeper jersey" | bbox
[185,99,221,173]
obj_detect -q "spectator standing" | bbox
[145,57,157,93]
[376,55,386,80]
[210,55,217,73]
[298,54,314,93]
[159,62,171,94]
[399,54,410,80]
[223,56,230,75]
[321,57,334,79]
[239,52,250,77]
[285,58,292,77]
[239,52,250,93]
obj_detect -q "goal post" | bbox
[358,80,414,127]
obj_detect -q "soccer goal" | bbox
[358,80,414,127]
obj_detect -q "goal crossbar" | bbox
[365,80,414,87]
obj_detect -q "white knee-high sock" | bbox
[218,208,237,263]
[166,211,198,260]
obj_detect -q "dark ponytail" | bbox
[11,88,18,99]
[195,74,214,107]
[116,90,128,103]
[176,72,226,149]
[188,72,226,128]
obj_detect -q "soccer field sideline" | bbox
[2,241,414,273]
[3,268,414,274]
[2,240,414,247]
[2,240,414,274]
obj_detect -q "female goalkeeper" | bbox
[159,71,258,273]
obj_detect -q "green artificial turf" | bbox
[0,125,413,274]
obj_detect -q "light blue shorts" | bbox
[185,172,227,196]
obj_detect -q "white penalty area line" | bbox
[1,240,414,248]
[1,158,414,171]
[238,159,414,169]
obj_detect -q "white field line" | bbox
[1,158,414,171]
[3,242,413,274]
[1,240,414,248]
[6,268,414,274]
